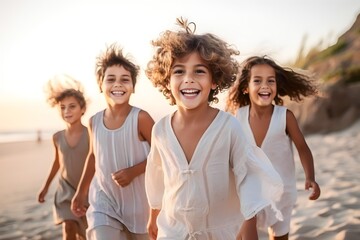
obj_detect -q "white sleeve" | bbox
[145,135,164,210]
[234,143,284,228]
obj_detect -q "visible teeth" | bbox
[112,91,125,95]
[181,89,199,94]
[259,92,270,96]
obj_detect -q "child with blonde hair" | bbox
[38,75,89,240]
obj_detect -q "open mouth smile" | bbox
[180,89,200,97]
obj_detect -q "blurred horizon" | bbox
[1,0,360,133]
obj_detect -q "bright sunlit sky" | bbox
[1,0,359,132]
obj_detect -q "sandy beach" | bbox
[0,140,62,239]
[0,121,360,240]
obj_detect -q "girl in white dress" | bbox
[71,44,154,240]
[145,18,284,240]
[226,56,321,240]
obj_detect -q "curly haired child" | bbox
[145,18,284,240]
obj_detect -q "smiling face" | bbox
[169,52,216,110]
[101,65,134,106]
[245,64,277,107]
[58,96,85,125]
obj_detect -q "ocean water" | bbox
[0,131,53,144]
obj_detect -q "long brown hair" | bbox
[226,55,317,112]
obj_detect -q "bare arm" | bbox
[71,118,95,216]
[237,216,258,240]
[138,110,155,144]
[148,208,160,240]
[38,134,60,203]
[286,110,321,200]
[112,110,154,187]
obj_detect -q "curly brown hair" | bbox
[145,17,240,105]
[95,43,140,92]
[226,55,318,112]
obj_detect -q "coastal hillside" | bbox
[286,13,360,135]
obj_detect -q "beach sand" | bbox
[1,121,360,240]
[0,140,61,239]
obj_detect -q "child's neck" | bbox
[106,103,132,118]
[66,120,84,133]
[172,105,218,163]
[248,104,274,147]
[103,103,132,130]
[176,105,216,125]
[249,104,274,118]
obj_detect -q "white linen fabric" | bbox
[145,110,283,239]
[236,105,297,233]
[87,107,150,234]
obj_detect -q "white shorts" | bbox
[267,204,293,237]
[87,225,149,240]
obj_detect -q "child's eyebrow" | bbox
[171,63,209,69]
[121,74,132,78]
[105,74,116,77]
[105,73,131,78]
[252,74,275,78]
[171,63,184,69]
[194,63,209,68]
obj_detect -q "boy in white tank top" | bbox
[71,43,154,240]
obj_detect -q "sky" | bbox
[0,0,359,132]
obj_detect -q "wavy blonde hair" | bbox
[44,74,87,110]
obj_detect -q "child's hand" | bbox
[305,180,321,200]
[148,209,160,240]
[147,220,158,240]
[38,188,48,203]
[112,167,135,187]
[71,192,87,217]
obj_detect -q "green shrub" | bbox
[316,40,348,60]
[343,66,360,84]
[322,66,360,84]
[295,39,348,68]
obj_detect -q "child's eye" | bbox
[195,69,206,74]
[172,69,184,75]
[268,79,276,83]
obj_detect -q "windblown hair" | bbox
[95,43,140,92]
[45,74,87,110]
[145,17,240,105]
[226,55,318,112]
